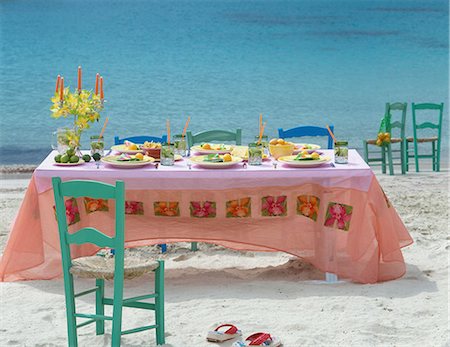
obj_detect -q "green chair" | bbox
[52,177,165,346]
[185,128,242,251]
[406,103,444,172]
[363,102,407,175]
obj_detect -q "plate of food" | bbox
[101,153,155,168]
[230,146,269,161]
[111,140,145,154]
[191,143,234,154]
[53,152,86,166]
[293,143,321,154]
[53,159,85,166]
[278,152,331,168]
[189,153,242,168]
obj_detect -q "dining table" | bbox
[0,149,413,283]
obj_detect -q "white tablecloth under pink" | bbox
[0,150,413,283]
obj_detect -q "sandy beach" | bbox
[0,168,448,347]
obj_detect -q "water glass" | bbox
[334,140,348,164]
[52,127,74,154]
[254,135,269,155]
[160,143,175,166]
[90,136,105,156]
[173,134,187,157]
[248,142,263,166]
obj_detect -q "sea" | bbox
[0,0,448,165]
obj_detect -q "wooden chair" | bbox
[363,103,407,175]
[114,135,168,253]
[277,125,335,149]
[186,128,242,251]
[114,135,167,145]
[406,103,444,172]
[52,178,165,346]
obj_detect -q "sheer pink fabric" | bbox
[0,151,413,283]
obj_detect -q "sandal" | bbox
[232,332,282,347]
[207,324,243,343]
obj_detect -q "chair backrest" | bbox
[278,125,334,149]
[411,103,444,140]
[186,129,242,147]
[114,135,167,145]
[385,102,407,138]
[52,178,125,280]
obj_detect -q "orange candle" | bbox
[95,73,99,95]
[55,75,60,93]
[59,77,64,101]
[100,77,104,100]
[77,66,82,92]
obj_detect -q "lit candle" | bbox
[77,66,82,92]
[100,76,104,100]
[55,75,61,93]
[59,77,64,101]
[95,73,99,95]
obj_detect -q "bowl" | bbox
[143,148,161,159]
[269,142,295,159]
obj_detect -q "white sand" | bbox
[0,170,449,347]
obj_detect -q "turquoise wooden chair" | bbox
[278,125,334,149]
[186,128,242,251]
[406,103,444,172]
[52,177,165,346]
[114,135,167,145]
[115,135,168,253]
[363,103,407,175]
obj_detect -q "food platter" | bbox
[189,155,242,168]
[53,159,85,166]
[293,143,321,154]
[101,155,155,168]
[110,144,145,154]
[278,155,331,168]
[190,144,233,155]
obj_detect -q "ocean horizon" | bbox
[0,0,448,165]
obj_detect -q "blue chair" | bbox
[114,135,167,145]
[114,134,168,253]
[278,125,335,149]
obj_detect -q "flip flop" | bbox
[207,324,243,342]
[232,332,282,347]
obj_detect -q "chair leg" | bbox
[363,140,369,163]
[111,278,124,346]
[400,140,406,174]
[432,141,436,171]
[159,244,167,253]
[414,140,419,172]
[64,274,78,347]
[405,140,409,172]
[436,142,441,172]
[387,144,394,175]
[155,260,165,345]
[191,242,198,251]
[96,279,105,335]
[381,146,386,174]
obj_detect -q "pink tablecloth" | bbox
[0,150,413,283]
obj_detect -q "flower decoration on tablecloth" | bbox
[53,197,80,226]
[190,201,216,218]
[324,202,353,231]
[154,201,180,217]
[226,197,251,218]
[84,197,109,214]
[125,201,144,215]
[261,195,287,217]
[297,195,320,221]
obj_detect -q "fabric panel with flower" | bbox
[53,197,80,226]
[324,202,353,231]
[261,195,287,217]
[125,201,144,215]
[297,195,320,221]
[83,197,109,214]
[154,201,180,217]
[226,197,251,218]
[190,201,216,218]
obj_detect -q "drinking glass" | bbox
[254,135,269,156]
[160,143,175,166]
[51,127,74,154]
[248,142,263,166]
[173,134,187,157]
[90,136,105,156]
[334,141,349,164]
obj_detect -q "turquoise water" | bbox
[0,0,448,164]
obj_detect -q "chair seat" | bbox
[365,138,403,145]
[70,255,159,280]
[406,136,438,143]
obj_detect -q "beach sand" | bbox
[0,169,448,346]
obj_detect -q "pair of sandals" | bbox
[207,324,282,347]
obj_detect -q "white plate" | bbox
[278,155,331,168]
[293,143,321,154]
[189,155,242,168]
[53,159,85,166]
[190,144,233,154]
[101,155,155,168]
[111,144,145,154]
